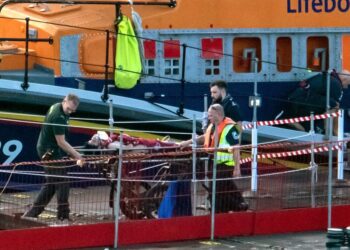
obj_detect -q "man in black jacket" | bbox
[210,80,242,124]
[286,69,350,134]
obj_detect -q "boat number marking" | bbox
[0,140,23,164]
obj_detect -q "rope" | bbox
[0,163,18,197]
[0,164,313,184]
[0,154,116,168]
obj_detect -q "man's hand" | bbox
[76,159,85,168]
[178,140,191,149]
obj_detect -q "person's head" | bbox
[339,69,350,89]
[208,104,225,125]
[210,80,228,104]
[62,93,80,115]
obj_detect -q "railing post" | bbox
[114,132,123,249]
[21,17,30,91]
[326,70,334,229]
[202,94,208,132]
[101,29,110,102]
[191,114,197,216]
[251,58,259,192]
[210,125,218,241]
[177,43,187,116]
[324,69,332,140]
[309,112,318,208]
[109,99,114,137]
[337,109,344,180]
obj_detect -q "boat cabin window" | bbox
[143,40,156,76]
[233,37,261,73]
[276,37,292,72]
[163,40,180,76]
[201,38,223,76]
[307,36,329,72]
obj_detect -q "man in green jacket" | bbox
[23,94,83,221]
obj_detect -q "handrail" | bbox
[0,0,176,12]
[0,0,176,97]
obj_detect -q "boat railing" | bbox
[0,132,349,225]
[0,0,176,12]
[1,0,350,134]
[0,0,176,102]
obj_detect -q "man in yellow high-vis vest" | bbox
[180,104,248,212]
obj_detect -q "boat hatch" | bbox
[24,4,81,16]
[0,43,35,71]
[79,33,115,75]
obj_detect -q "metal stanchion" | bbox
[210,125,218,241]
[327,117,334,229]
[203,94,210,211]
[191,114,197,216]
[251,123,258,192]
[250,58,259,192]
[325,69,334,229]
[337,109,344,180]
[309,113,318,208]
[109,100,114,137]
[202,94,208,133]
[114,132,123,249]
[204,158,210,210]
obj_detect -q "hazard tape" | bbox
[239,143,341,164]
[242,110,340,130]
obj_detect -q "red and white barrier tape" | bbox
[240,143,342,164]
[242,110,340,130]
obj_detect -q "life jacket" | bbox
[114,16,142,89]
[204,117,236,167]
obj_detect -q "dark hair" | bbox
[65,93,80,106]
[210,80,227,90]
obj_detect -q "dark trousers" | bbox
[27,149,70,219]
[210,164,245,213]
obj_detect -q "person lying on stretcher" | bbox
[84,131,178,153]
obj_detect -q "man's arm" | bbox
[227,126,241,177]
[232,147,241,177]
[55,134,82,160]
[224,100,243,131]
[179,134,205,148]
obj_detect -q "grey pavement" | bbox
[81,231,333,249]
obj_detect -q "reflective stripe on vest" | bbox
[217,124,235,167]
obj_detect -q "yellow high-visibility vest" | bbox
[217,124,235,167]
